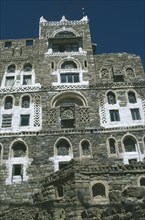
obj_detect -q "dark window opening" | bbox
[92,183,106,198]
[5,41,12,48]
[124,138,136,152]
[107,92,116,104]
[12,142,26,157]
[61,61,77,69]
[56,140,70,156]
[52,43,79,52]
[128,92,137,103]
[23,63,32,72]
[140,178,145,186]
[60,73,79,83]
[4,96,13,109]
[113,75,124,82]
[56,185,64,197]
[22,96,30,108]
[55,31,75,38]
[59,162,69,170]
[109,139,116,154]
[51,62,54,69]
[128,159,137,164]
[20,115,30,126]
[12,164,23,176]
[7,64,16,73]
[26,40,33,46]
[84,60,87,68]
[110,110,120,121]
[61,119,75,128]
[131,109,141,120]
[82,140,90,156]
[23,75,32,85]
[5,76,14,87]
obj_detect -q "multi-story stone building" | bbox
[0,15,145,219]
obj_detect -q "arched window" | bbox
[11,142,27,157]
[4,96,13,109]
[123,137,136,152]
[7,64,16,73]
[107,92,116,104]
[128,91,137,103]
[22,96,30,108]
[126,67,134,76]
[81,140,91,156]
[23,63,32,72]
[56,139,70,156]
[108,138,116,154]
[92,183,106,198]
[140,177,145,186]
[61,61,77,69]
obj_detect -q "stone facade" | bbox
[0,15,145,219]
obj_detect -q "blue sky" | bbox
[0,0,145,69]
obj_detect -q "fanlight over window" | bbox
[61,61,77,69]
[55,31,76,38]
[123,137,136,152]
[56,139,70,156]
[7,64,16,73]
[11,142,27,157]
[23,63,32,72]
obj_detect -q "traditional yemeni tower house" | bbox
[0,16,145,219]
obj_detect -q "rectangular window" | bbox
[4,41,12,48]
[26,40,33,46]
[20,115,30,126]
[12,164,23,176]
[23,75,32,85]
[2,114,12,127]
[113,75,124,82]
[60,73,79,83]
[110,110,120,121]
[52,43,79,52]
[131,109,141,120]
[5,76,14,87]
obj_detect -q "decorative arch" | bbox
[106,91,116,104]
[51,91,88,107]
[80,139,92,158]
[122,135,138,152]
[54,137,72,156]
[10,139,28,158]
[58,57,81,70]
[127,90,137,103]
[21,94,31,108]
[7,64,16,73]
[3,95,14,109]
[23,63,32,72]
[51,27,80,38]
[107,137,117,156]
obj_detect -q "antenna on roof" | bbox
[82,8,85,16]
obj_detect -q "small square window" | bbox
[113,75,124,82]
[26,40,33,46]
[110,110,120,121]
[20,115,30,126]
[131,109,141,120]
[59,162,69,170]
[4,41,12,48]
